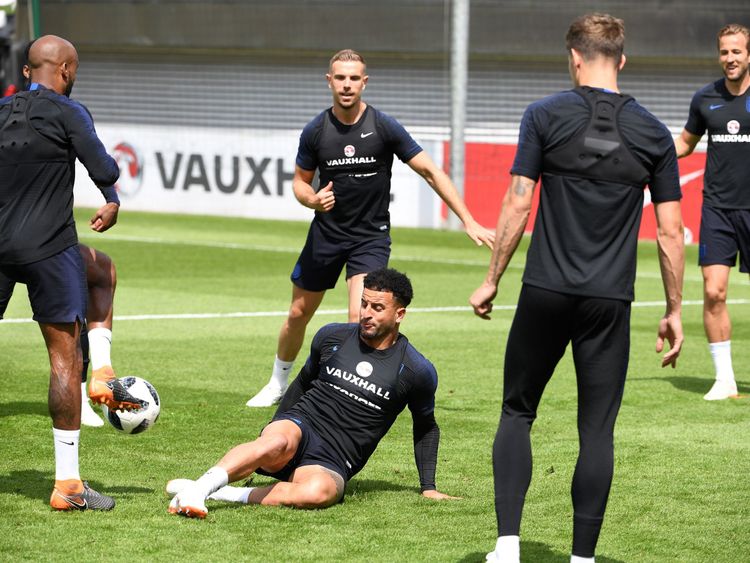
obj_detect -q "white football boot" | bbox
[245,381,286,408]
[168,483,208,519]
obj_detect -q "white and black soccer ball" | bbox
[101,376,161,434]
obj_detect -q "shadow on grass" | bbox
[345,478,416,495]
[641,375,750,397]
[456,541,625,562]
[0,401,48,418]
[0,469,152,504]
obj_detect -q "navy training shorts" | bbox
[0,245,87,323]
[699,204,750,273]
[256,413,350,483]
[290,224,390,292]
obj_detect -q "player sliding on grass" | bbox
[245,48,494,408]
[169,268,458,517]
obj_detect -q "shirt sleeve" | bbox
[406,357,437,418]
[404,350,440,492]
[295,115,321,171]
[684,89,706,137]
[413,413,439,492]
[64,100,120,188]
[648,139,682,203]
[378,112,422,163]
[510,103,544,180]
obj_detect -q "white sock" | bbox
[194,466,229,498]
[492,535,520,561]
[571,556,595,563]
[709,341,735,382]
[81,382,90,400]
[53,428,81,481]
[270,356,294,388]
[88,327,113,370]
[209,485,255,504]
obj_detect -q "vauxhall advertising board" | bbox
[75,123,706,242]
[73,124,442,229]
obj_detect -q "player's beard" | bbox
[359,322,380,341]
[335,91,359,110]
[723,61,749,83]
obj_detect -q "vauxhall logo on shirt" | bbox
[324,360,392,410]
[711,120,750,143]
[326,144,377,167]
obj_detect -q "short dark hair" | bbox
[363,268,413,307]
[566,13,625,63]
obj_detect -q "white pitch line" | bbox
[79,232,706,282]
[2,300,748,324]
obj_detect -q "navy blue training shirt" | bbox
[512,88,681,301]
[0,85,119,265]
[684,79,750,209]
[296,105,422,242]
[276,323,439,486]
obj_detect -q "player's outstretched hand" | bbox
[90,202,119,232]
[655,312,684,368]
[421,489,462,501]
[469,282,497,320]
[313,182,335,212]
[464,218,495,249]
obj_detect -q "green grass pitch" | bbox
[0,208,748,562]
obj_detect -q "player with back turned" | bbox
[469,14,685,562]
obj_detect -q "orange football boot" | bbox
[50,479,115,511]
[88,366,144,411]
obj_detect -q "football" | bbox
[101,376,161,434]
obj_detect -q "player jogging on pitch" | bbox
[470,14,684,562]
[674,23,750,401]
[169,268,458,517]
[245,49,494,407]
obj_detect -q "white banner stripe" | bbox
[2,300,748,324]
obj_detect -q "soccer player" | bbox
[245,49,494,407]
[0,244,120,427]
[469,14,684,562]
[169,268,458,518]
[0,35,132,510]
[674,23,750,401]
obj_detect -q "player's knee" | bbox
[287,302,316,324]
[297,478,339,508]
[704,284,727,306]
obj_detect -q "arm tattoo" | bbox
[512,176,534,196]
